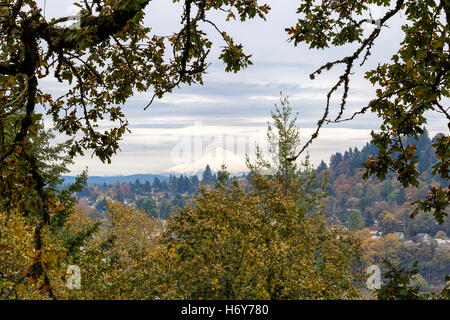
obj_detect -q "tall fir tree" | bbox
[202,165,215,186]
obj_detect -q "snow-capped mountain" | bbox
[166,147,248,175]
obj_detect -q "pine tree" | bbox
[153,177,161,192]
[202,165,215,185]
[247,95,328,217]
[160,198,171,220]
[348,209,365,231]
[317,160,328,173]
[191,175,200,189]
[144,180,152,192]
[380,180,394,199]
[330,153,343,170]
[160,180,169,192]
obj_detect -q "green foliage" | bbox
[0,1,270,297]
[348,210,365,231]
[247,95,329,217]
[377,260,449,300]
[377,261,424,300]
[201,165,215,186]
[146,100,362,299]
[135,197,159,218]
[0,120,89,299]
[287,0,449,223]
[322,131,449,238]
[154,170,362,299]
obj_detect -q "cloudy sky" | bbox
[35,0,448,176]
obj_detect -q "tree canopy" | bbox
[286,0,449,223]
[0,0,270,298]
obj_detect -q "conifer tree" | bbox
[201,165,215,186]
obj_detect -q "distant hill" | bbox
[319,130,449,233]
[61,174,169,186]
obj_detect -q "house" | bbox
[367,226,382,238]
[415,233,432,244]
[393,232,405,239]
[436,239,450,248]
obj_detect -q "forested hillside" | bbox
[321,129,449,236]
[320,130,450,287]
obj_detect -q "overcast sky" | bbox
[34,0,448,176]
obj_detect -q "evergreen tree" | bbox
[417,130,433,174]
[317,160,328,173]
[191,175,200,189]
[186,177,195,194]
[396,188,407,205]
[136,197,159,218]
[177,175,185,193]
[160,180,169,192]
[351,147,362,168]
[330,153,343,170]
[117,190,124,203]
[160,198,171,220]
[247,95,328,217]
[153,177,161,192]
[96,197,108,212]
[169,175,177,193]
[381,180,394,199]
[202,165,215,185]
[348,209,365,231]
[172,193,187,209]
[144,180,152,192]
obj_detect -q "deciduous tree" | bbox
[286,0,449,223]
[0,0,270,297]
